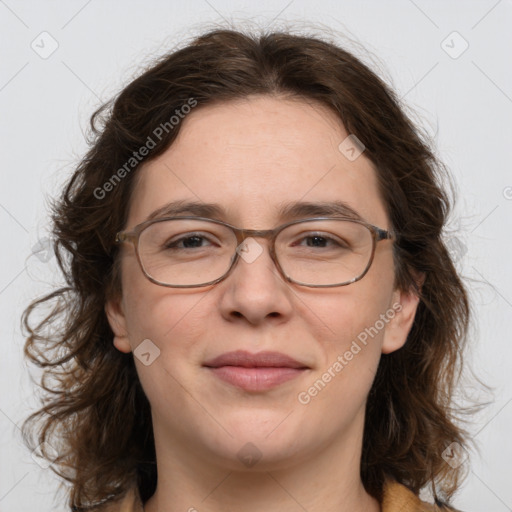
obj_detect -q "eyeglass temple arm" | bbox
[376,227,396,241]
[115,231,137,244]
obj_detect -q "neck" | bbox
[143,411,381,512]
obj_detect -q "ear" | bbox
[381,281,422,355]
[105,296,132,354]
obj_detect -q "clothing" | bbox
[94,477,461,512]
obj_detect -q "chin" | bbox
[195,413,313,470]
[204,436,310,473]
[219,406,300,438]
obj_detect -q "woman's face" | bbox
[107,95,419,471]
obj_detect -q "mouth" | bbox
[203,350,310,392]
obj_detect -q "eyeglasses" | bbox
[115,216,395,288]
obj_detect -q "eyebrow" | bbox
[144,199,364,224]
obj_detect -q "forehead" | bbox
[126,95,388,229]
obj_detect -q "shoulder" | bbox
[82,478,463,512]
[381,478,464,512]
[84,486,144,512]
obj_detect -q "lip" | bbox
[203,350,309,392]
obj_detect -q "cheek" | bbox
[121,253,189,335]
[297,292,392,424]
[120,256,213,375]
[308,258,395,352]
[311,288,392,375]
[120,274,213,415]
[300,254,395,400]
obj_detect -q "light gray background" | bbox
[1,1,511,511]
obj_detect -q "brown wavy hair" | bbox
[21,26,484,510]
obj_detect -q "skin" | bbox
[106,95,420,512]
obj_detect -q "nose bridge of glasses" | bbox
[232,227,281,270]
[229,226,286,287]
[236,227,277,243]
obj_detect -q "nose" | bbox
[217,236,294,325]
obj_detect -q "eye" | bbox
[164,232,218,250]
[293,233,350,249]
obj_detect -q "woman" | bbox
[22,27,477,511]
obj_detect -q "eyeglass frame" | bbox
[114,215,396,288]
